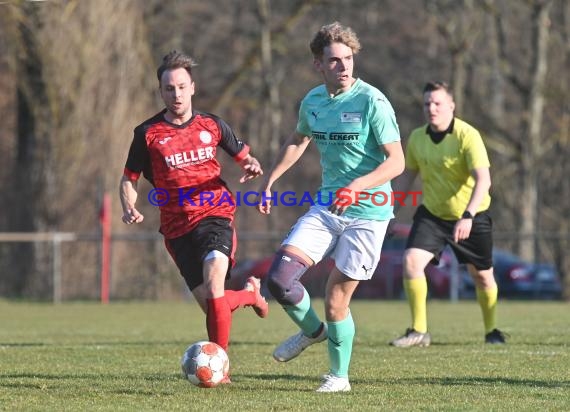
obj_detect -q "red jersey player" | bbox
[119,51,268,364]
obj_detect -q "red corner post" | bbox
[99,192,111,303]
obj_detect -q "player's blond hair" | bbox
[309,22,361,59]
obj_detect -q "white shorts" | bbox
[282,205,390,280]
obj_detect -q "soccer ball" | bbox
[181,341,230,388]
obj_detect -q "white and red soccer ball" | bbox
[181,341,230,388]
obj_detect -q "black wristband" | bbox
[462,211,474,219]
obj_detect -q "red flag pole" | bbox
[99,192,111,304]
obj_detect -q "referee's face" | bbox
[423,89,455,132]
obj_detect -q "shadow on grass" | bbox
[236,373,570,390]
[0,341,186,348]
[230,373,329,392]
[239,373,309,382]
[0,339,275,348]
[364,376,570,389]
[3,372,568,394]
[0,372,181,382]
[0,342,50,347]
[383,341,570,347]
[0,371,321,394]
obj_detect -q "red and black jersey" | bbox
[124,109,250,239]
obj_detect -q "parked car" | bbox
[231,223,457,299]
[461,249,562,300]
[231,224,563,300]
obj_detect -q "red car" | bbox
[231,223,457,299]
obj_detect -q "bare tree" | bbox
[1,0,567,300]
[424,0,484,114]
[480,0,554,261]
[1,0,154,298]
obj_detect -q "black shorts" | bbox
[406,205,493,270]
[164,217,235,291]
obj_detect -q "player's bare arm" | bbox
[119,175,144,225]
[257,131,312,215]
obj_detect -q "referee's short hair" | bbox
[423,81,453,97]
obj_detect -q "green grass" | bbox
[1,299,568,411]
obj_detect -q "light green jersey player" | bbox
[257,22,405,393]
[297,78,401,220]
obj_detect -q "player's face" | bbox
[160,68,195,123]
[314,42,355,95]
[423,89,455,132]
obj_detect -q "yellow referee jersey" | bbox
[405,117,491,220]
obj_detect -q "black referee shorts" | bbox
[164,217,235,291]
[406,205,493,270]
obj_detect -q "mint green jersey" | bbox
[296,78,401,220]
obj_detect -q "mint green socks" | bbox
[284,291,355,378]
[327,311,354,378]
[283,289,322,336]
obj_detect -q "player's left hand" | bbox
[239,155,263,183]
[453,218,472,242]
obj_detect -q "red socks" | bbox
[206,290,256,351]
[206,297,231,351]
[224,289,256,311]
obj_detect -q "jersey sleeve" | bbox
[464,130,491,170]
[369,95,401,145]
[216,117,250,162]
[295,98,311,137]
[124,125,151,182]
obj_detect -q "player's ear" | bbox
[313,58,322,72]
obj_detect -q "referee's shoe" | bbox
[390,328,431,347]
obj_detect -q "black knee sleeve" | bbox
[266,251,309,306]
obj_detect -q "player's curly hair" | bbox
[156,50,198,85]
[309,22,361,59]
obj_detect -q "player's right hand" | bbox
[122,207,144,224]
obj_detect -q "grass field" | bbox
[1,299,568,411]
